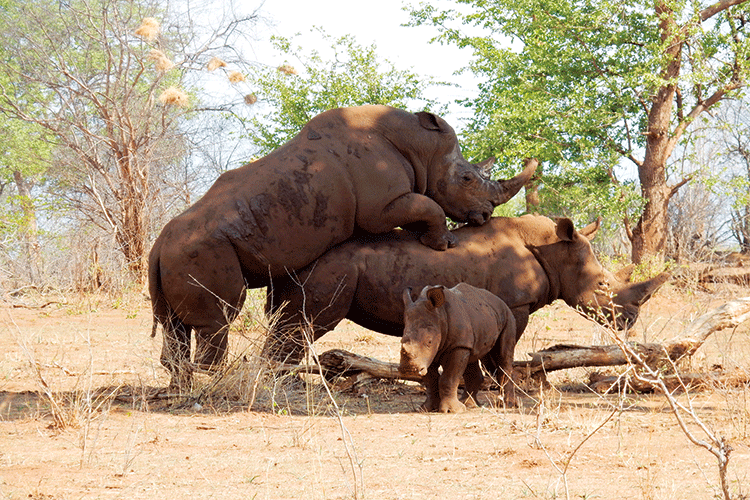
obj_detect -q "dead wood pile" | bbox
[299,297,750,393]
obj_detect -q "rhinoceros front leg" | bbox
[374,193,457,250]
[419,363,441,412]
[437,348,471,413]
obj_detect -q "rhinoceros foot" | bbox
[419,230,457,251]
[419,396,440,413]
[438,397,467,414]
[167,367,194,394]
[462,394,479,409]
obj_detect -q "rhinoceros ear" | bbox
[579,216,602,241]
[402,287,414,306]
[476,156,496,175]
[416,111,444,132]
[425,286,446,309]
[555,218,576,242]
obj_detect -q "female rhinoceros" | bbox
[264,215,670,379]
[149,105,536,389]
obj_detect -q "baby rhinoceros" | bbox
[399,283,517,413]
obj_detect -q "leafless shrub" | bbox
[0,0,264,290]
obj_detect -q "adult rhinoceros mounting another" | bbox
[149,104,537,389]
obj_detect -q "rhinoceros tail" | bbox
[148,242,170,338]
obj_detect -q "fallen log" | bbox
[588,369,750,394]
[699,266,750,286]
[292,297,750,390]
[317,349,421,382]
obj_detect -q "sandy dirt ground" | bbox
[1,281,749,500]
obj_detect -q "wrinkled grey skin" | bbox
[400,284,517,413]
[149,105,537,389]
[265,215,670,388]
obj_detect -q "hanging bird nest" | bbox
[207,57,228,71]
[277,64,298,76]
[148,49,174,72]
[135,17,160,41]
[228,71,246,83]
[158,87,189,107]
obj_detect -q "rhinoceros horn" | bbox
[402,287,414,306]
[489,158,539,206]
[612,271,671,328]
[624,272,671,305]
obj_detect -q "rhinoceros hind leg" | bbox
[461,360,484,408]
[160,314,192,392]
[263,269,357,364]
[194,287,246,371]
[194,327,230,371]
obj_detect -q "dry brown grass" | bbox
[1,281,749,499]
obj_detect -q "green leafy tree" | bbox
[718,100,750,251]
[0,118,52,285]
[0,0,54,285]
[244,29,443,155]
[411,0,749,264]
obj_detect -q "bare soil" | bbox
[1,281,750,500]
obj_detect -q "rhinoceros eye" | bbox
[461,173,474,184]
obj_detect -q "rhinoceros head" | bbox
[415,112,538,226]
[541,218,669,330]
[399,286,446,377]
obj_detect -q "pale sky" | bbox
[253,0,480,125]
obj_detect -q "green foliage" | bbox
[0,2,54,259]
[409,0,750,230]
[539,164,643,229]
[244,29,444,155]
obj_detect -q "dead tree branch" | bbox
[302,297,750,389]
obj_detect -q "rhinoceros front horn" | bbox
[632,272,671,304]
[490,157,539,206]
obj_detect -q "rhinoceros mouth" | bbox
[399,362,428,377]
[614,309,638,330]
[466,209,491,226]
[584,303,638,331]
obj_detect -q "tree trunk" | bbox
[525,161,542,213]
[13,170,42,283]
[630,161,671,265]
[114,151,150,285]
[629,0,682,265]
